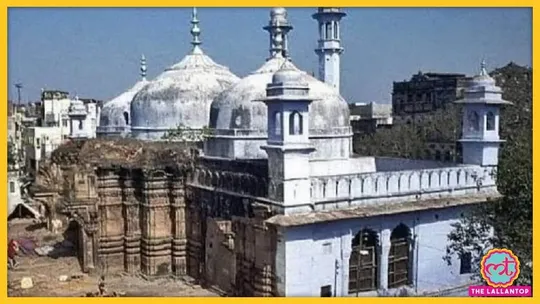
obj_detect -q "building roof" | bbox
[49,138,194,169]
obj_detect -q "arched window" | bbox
[467,111,480,132]
[388,224,411,289]
[333,22,339,40]
[289,111,303,135]
[274,111,282,135]
[349,229,379,294]
[486,111,495,131]
[78,119,83,130]
[325,22,332,40]
[123,112,130,125]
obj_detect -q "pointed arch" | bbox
[289,111,303,135]
[388,223,412,289]
[349,228,379,294]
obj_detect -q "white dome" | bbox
[207,57,352,160]
[98,79,148,136]
[130,51,240,140]
[209,57,350,133]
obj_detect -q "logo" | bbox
[468,248,531,297]
[480,248,520,288]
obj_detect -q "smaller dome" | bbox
[271,61,305,85]
[471,59,496,87]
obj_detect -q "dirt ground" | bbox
[8,219,219,297]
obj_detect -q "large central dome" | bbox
[130,9,240,140]
[210,57,350,133]
[205,8,352,160]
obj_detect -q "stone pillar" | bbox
[123,189,141,274]
[410,233,418,291]
[171,178,187,277]
[378,228,391,292]
[340,233,352,296]
[140,170,172,278]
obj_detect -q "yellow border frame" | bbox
[1,2,537,303]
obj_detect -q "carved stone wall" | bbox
[31,140,278,296]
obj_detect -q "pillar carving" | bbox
[171,176,187,277]
[123,175,141,274]
[140,170,172,278]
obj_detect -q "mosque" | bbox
[43,7,510,297]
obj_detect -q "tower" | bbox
[263,8,293,60]
[312,8,346,92]
[68,95,89,139]
[455,60,512,167]
[260,60,317,215]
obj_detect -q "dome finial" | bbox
[480,58,488,76]
[190,7,202,54]
[140,54,147,80]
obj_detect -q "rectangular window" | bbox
[62,119,68,127]
[9,181,15,193]
[460,252,472,274]
[320,285,332,297]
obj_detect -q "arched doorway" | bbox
[349,229,379,294]
[388,224,411,289]
[62,219,84,270]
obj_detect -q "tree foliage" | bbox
[354,62,532,285]
[161,124,213,142]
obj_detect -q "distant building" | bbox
[392,72,471,124]
[41,90,73,139]
[21,91,101,176]
[68,97,100,139]
[349,102,393,135]
[24,126,64,175]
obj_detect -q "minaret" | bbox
[312,7,346,92]
[455,59,512,167]
[140,54,147,81]
[263,8,293,60]
[190,7,203,54]
[260,61,317,215]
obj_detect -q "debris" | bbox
[20,277,33,289]
[58,275,69,282]
[71,274,85,280]
[34,245,54,256]
[16,238,36,255]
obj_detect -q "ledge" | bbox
[265,192,502,227]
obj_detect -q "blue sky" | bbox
[8,7,531,104]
